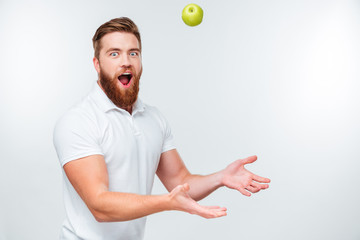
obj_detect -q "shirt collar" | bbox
[91,81,145,115]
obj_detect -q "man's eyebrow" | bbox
[129,48,141,52]
[105,48,140,53]
[106,48,121,53]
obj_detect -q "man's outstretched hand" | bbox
[221,155,271,197]
[168,183,227,219]
[162,154,269,219]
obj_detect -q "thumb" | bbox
[240,155,257,165]
[170,183,190,196]
[182,183,190,192]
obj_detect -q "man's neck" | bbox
[124,106,132,115]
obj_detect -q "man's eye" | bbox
[130,52,138,57]
[110,52,119,57]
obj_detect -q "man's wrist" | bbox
[215,170,226,188]
[162,192,175,211]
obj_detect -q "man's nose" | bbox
[120,54,131,67]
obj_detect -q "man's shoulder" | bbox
[142,102,158,112]
[53,94,105,165]
[54,95,101,131]
[142,102,164,118]
[141,102,171,126]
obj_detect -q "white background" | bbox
[1,0,359,239]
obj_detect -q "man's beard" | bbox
[99,66,142,110]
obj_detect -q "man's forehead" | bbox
[101,32,140,49]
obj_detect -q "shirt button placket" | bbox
[130,116,140,136]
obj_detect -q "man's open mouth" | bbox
[118,72,133,87]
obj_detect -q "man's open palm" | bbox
[169,183,227,219]
[222,155,271,196]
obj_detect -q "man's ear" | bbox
[93,57,100,74]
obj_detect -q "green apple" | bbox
[182,3,203,27]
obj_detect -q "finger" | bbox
[203,206,227,211]
[253,174,271,183]
[212,208,227,218]
[237,187,251,197]
[170,185,182,195]
[193,204,227,218]
[182,183,190,191]
[250,181,269,191]
[245,185,259,193]
[240,155,257,165]
[206,207,227,218]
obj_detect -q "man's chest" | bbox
[99,111,164,166]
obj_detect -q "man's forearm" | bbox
[89,185,226,222]
[90,191,170,222]
[183,171,224,201]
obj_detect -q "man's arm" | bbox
[63,154,227,222]
[156,149,270,201]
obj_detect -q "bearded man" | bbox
[53,17,271,240]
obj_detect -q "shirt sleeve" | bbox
[53,110,103,167]
[157,110,176,153]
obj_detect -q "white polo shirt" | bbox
[53,82,176,240]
